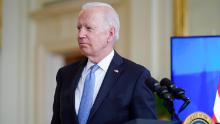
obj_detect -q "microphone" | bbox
[145,77,173,102]
[160,78,190,113]
[145,77,182,122]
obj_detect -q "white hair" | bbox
[82,2,120,41]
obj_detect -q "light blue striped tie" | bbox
[78,64,99,124]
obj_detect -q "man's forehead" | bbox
[78,9,105,21]
[80,6,110,16]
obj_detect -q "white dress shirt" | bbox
[75,50,114,114]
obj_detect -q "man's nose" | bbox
[78,28,86,38]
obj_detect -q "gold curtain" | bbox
[0,0,2,47]
[173,0,187,36]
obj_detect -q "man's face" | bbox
[77,8,112,58]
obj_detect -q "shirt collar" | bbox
[98,50,114,72]
[85,50,114,72]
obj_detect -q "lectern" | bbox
[125,119,180,124]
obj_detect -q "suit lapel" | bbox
[69,59,87,123]
[88,52,123,121]
[72,60,87,91]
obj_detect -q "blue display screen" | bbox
[171,36,220,121]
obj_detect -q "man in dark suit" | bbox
[51,2,157,124]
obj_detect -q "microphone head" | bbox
[145,77,159,92]
[160,78,177,91]
[160,78,172,86]
[145,77,174,102]
[160,77,191,111]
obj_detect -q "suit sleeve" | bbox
[130,69,158,119]
[51,69,62,124]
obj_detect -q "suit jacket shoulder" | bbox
[121,57,151,76]
[58,59,87,75]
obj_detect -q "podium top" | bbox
[125,119,180,124]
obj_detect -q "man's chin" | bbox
[79,50,92,57]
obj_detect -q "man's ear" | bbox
[107,27,116,43]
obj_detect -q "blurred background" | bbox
[0,0,220,124]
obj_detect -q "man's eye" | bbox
[77,26,81,30]
[86,27,92,31]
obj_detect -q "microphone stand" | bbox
[159,86,182,123]
[163,99,181,123]
[160,78,191,123]
[145,77,187,123]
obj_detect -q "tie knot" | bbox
[90,64,99,73]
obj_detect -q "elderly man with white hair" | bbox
[51,2,157,124]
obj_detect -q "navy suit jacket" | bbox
[51,51,157,124]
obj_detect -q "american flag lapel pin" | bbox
[114,69,119,73]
